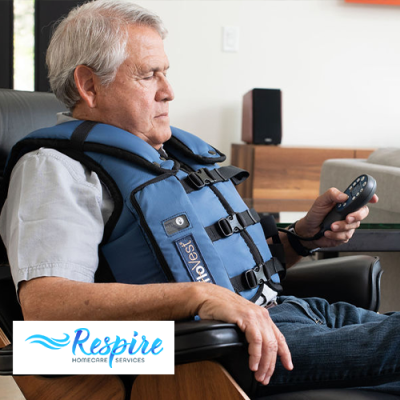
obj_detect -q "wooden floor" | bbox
[0,376,25,400]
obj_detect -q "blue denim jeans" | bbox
[254,296,400,397]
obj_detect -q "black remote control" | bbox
[320,174,377,235]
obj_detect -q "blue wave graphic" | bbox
[26,333,70,350]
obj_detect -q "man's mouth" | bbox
[155,113,169,120]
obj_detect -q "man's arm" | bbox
[19,276,293,386]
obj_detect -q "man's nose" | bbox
[157,75,174,102]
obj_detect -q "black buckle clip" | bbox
[244,265,266,290]
[217,213,244,237]
[187,168,217,189]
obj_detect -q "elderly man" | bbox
[2,0,400,396]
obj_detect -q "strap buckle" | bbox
[187,168,217,189]
[243,258,285,290]
[217,213,244,237]
[244,265,266,289]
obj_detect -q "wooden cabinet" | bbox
[231,144,374,213]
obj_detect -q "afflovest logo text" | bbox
[175,234,215,284]
[13,321,174,375]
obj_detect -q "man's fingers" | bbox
[369,194,379,204]
[272,322,294,372]
[245,311,293,385]
[348,204,370,223]
[255,335,278,385]
[319,187,348,207]
[246,328,263,372]
[331,221,360,231]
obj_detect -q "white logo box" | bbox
[13,321,174,375]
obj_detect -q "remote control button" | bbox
[361,176,365,181]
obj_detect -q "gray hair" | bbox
[46,0,168,110]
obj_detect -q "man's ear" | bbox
[74,65,98,108]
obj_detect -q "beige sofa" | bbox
[320,148,400,312]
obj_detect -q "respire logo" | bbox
[14,321,174,375]
[26,333,70,349]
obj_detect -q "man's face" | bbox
[94,25,174,149]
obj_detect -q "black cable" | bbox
[278,227,324,242]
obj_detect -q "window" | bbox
[14,0,34,91]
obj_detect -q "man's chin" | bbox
[150,126,172,149]
[160,125,172,141]
[161,131,172,146]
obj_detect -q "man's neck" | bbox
[71,105,93,122]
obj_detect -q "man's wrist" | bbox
[287,221,319,257]
[292,218,321,248]
[291,217,309,238]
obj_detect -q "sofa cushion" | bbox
[367,148,400,168]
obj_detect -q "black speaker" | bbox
[241,88,282,145]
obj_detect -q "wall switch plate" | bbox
[222,26,240,53]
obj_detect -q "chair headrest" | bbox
[0,89,66,170]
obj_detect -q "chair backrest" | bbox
[0,266,23,341]
[0,88,66,172]
[0,89,66,341]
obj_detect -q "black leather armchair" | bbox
[0,89,394,400]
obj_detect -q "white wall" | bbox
[137,0,400,161]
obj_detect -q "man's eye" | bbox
[142,71,167,81]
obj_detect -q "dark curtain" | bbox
[35,0,84,92]
[0,0,13,89]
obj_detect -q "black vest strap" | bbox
[230,257,285,294]
[205,208,260,242]
[260,214,286,268]
[219,165,249,185]
[181,166,249,193]
[70,121,98,151]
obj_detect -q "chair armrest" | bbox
[282,255,382,312]
[175,319,245,365]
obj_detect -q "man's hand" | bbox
[295,187,379,249]
[195,284,293,385]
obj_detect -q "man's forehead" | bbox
[124,25,169,74]
[126,24,164,52]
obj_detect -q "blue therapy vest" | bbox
[4,120,285,303]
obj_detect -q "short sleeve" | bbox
[0,148,109,289]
